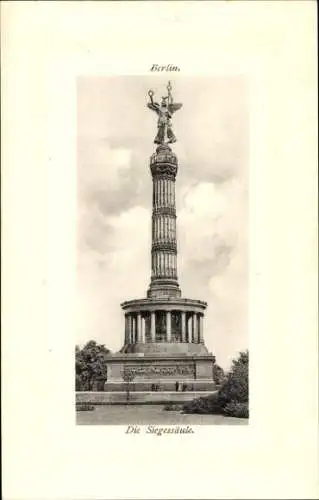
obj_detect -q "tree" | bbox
[122,368,135,401]
[213,363,226,385]
[75,341,111,391]
[218,350,249,407]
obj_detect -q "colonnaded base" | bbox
[104,296,216,394]
[104,352,216,392]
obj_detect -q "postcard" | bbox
[2,1,317,499]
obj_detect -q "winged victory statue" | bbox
[147,81,182,145]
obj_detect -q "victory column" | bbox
[104,82,215,393]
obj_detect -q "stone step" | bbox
[76,390,218,405]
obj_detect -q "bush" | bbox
[223,401,249,419]
[163,403,183,411]
[76,402,95,411]
[183,393,223,415]
[182,351,249,417]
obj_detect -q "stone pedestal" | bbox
[104,353,215,392]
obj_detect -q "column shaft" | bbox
[151,311,156,342]
[192,314,197,343]
[155,180,158,208]
[125,315,128,343]
[131,315,136,343]
[181,311,186,342]
[163,179,167,206]
[158,179,161,206]
[188,315,192,343]
[166,311,171,342]
[199,314,204,343]
[142,316,146,343]
[129,315,133,343]
[137,313,142,343]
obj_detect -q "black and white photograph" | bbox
[75,76,249,425]
[3,2,317,499]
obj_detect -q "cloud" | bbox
[79,139,132,191]
[181,182,226,218]
[77,204,151,351]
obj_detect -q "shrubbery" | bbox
[76,402,95,411]
[183,393,223,415]
[183,350,249,418]
[223,402,249,419]
[163,403,183,411]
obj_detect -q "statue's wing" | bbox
[168,103,183,114]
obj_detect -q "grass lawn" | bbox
[76,404,248,425]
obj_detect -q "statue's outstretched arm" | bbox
[147,90,160,113]
[147,102,160,113]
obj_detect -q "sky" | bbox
[76,75,249,369]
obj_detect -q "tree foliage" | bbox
[75,341,111,391]
[212,363,226,385]
[183,350,249,418]
[218,350,249,407]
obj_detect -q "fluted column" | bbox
[148,145,180,298]
[131,315,136,343]
[125,315,129,343]
[192,313,198,343]
[166,311,171,342]
[181,311,186,342]
[158,181,160,207]
[129,315,132,343]
[137,313,142,343]
[187,315,192,343]
[141,315,145,343]
[159,179,162,206]
[151,311,156,342]
[124,315,127,343]
[199,314,204,343]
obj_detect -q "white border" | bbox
[2,2,318,499]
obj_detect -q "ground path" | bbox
[76,404,248,425]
